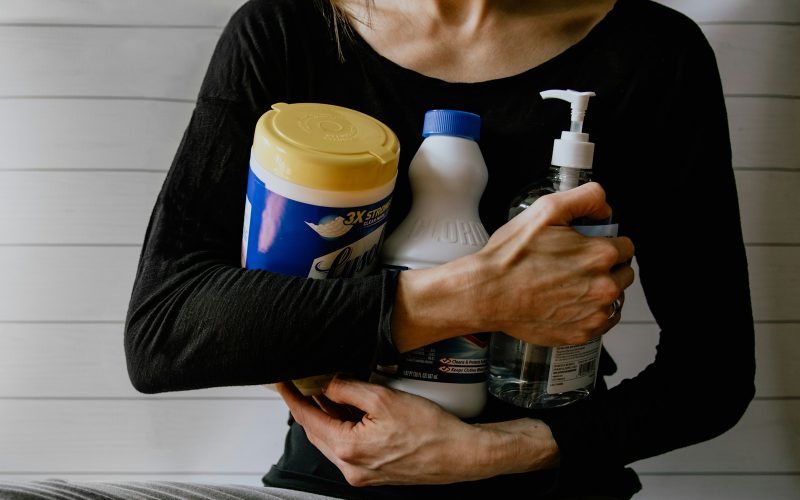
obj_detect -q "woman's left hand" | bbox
[275,377,559,487]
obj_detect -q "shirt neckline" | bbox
[345,0,626,89]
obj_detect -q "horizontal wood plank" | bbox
[0,323,280,399]
[0,246,139,322]
[657,0,800,23]
[603,323,800,398]
[0,25,795,100]
[728,97,800,170]
[634,400,800,473]
[736,170,800,244]
[636,474,800,500]
[0,0,246,26]
[0,399,288,473]
[704,24,800,97]
[0,27,218,100]
[0,171,164,245]
[746,246,800,322]
[752,323,800,398]
[0,99,193,171]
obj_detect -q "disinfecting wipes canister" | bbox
[241,102,400,395]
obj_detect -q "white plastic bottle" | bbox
[370,109,490,419]
[488,90,618,409]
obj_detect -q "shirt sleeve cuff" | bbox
[373,267,403,371]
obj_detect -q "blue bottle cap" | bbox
[422,109,481,141]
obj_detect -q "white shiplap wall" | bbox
[0,0,797,498]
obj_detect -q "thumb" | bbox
[533,182,612,226]
[322,376,391,413]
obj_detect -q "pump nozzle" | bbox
[540,89,596,169]
[540,89,596,133]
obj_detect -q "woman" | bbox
[122,0,754,498]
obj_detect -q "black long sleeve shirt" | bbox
[124,0,756,498]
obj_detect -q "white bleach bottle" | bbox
[370,109,490,419]
[488,89,617,409]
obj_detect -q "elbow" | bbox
[715,360,757,436]
[126,351,167,394]
[124,317,172,395]
[125,338,168,395]
[127,363,167,395]
[724,379,756,431]
[695,377,755,442]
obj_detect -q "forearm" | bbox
[426,417,560,482]
[390,183,635,353]
[124,98,398,393]
[125,256,393,393]
[390,259,481,353]
[474,418,561,477]
[542,319,754,471]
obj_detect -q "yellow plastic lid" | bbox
[252,102,400,191]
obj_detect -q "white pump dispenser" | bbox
[489,89,615,410]
[540,90,596,190]
[540,89,594,132]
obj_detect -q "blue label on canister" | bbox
[242,167,392,278]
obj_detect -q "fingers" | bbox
[278,377,391,426]
[611,262,635,291]
[313,393,365,422]
[609,235,635,265]
[322,375,391,409]
[275,381,329,422]
[274,382,352,471]
[523,182,635,264]
[275,382,343,431]
[603,259,632,328]
[532,182,612,226]
[312,393,349,421]
[274,380,305,406]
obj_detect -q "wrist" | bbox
[390,256,484,352]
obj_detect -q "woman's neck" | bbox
[338,0,617,83]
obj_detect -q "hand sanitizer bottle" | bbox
[488,90,618,409]
[370,109,490,419]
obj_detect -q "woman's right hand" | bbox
[391,181,635,352]
[275,377,559,487]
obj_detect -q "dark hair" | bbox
[316,0,372,62]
